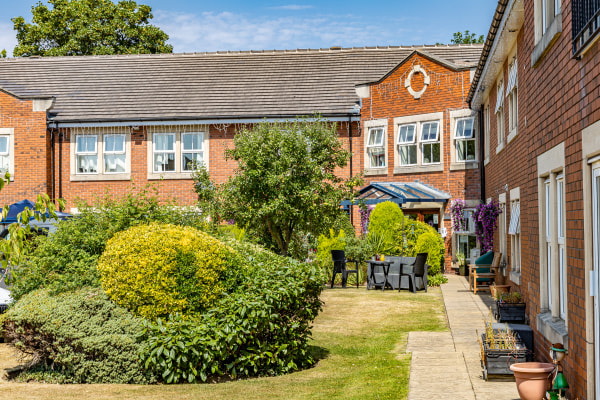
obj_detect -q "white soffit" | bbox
[472,0,524,109]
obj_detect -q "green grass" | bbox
[0,288,447,400]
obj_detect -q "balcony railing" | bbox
[573,0,600,56]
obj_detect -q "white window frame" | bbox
[506,54,518,143]
[153,133,177,173]
[420,121,440,165]
[499,194,507,268]
[366,127,386,169]
[545,178,553,311]
[103,134,126,174]
[454,117,476,162]
[0,135,10,174]
[509,191,521,280]
[496,77,505,153]
[396,123,417,166]
[181,132,205,171]
[75,135,98,175]
[484,103,490,164]
[557,174,567,319]
[70,129,131,181]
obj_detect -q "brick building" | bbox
[0,45,482,270]
[469,0,600,397]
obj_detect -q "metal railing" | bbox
[573,0,600,56]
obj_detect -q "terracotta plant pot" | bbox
[509,362,554,400]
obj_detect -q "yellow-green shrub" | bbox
[97,222,238,319]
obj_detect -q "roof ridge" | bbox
[0,43,484,62]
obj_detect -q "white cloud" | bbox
[269,5,314,10]
[0,22,17,57]
[154,10,409,53]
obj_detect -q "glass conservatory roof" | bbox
[341,181,451,206]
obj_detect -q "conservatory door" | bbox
[593,164,600,399]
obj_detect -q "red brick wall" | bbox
[357,53,481,270]
[482,2,598,396]
[0,92,50,205]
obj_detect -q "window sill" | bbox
[148,172,195,180]
[393,164,442,174]
[531,13,562,67]
[484,157,490,166]
[450,162,478,171]
[496,142,505,155]
[364,168,387,176]
[536,312,568,346]
[509,270,521,285]
[507,128,518,144]
[70,173,131,182]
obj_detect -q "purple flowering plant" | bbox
[472,200,502,252]
[451,199,467,232]
[358,204,374,235]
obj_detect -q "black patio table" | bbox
[366,259,393,291]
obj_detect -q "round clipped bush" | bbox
[415,231,445,275]
[97,222,239,319]
[368,201,404,240]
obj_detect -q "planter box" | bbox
[490,284,511,299]
[495,301,526,322]
[480,333,528,380]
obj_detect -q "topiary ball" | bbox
[97,222,238,319]
[368,201,404,239]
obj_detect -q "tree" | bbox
[451,30,484,44]
[210,117,362,256]
[12,0,173,57]
[0,50,7,58]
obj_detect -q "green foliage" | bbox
[10,187,206,302]
[217,116,362,256]
[0,49,6,58]
[415,231,445,275]
[316,229,346,279]
[217,223,246,242]
[191,164,219,223]
[2,287,154,384]
[451,30,484,44]
[390,218,439,256]
[12,0,173,57]
[98,223,239,319]
[141,243,324,383]
[367,201,403,243]
[427,273,448,287]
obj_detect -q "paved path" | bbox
[407,274,520,400]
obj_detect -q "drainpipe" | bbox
[478,108,485,202]
[50,127,55,202]
[348,115,353,225]
[58,128,63,204]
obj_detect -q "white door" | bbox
[593,165,600,399]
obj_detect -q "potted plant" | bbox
[479,322,528,380]
[494,291,526,323]
[457,252,468,276]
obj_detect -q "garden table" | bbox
[366,260,393,291]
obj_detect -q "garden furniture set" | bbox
[469,251,502,294]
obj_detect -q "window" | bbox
[76,135,98,174]
[0,136,9,173]
[545,179,553,311]
[572,0,600,55]
[397,124,417,166]
[104,134,126,174]
[421,121,440,164]
[182,132,204,171]
[507,57,518,137]
[499,195,507,266]
[367,127,386,168]
[495,78,505,151]
[454,117,476,162]
[153,133,176,173]
[557,175,566,319]
[484,104,490,162]
[509,199,521,275]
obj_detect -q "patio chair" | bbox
[383,256,402,290]
[400,252,429,293]
[330,250,359,288]
[469,251,502,294]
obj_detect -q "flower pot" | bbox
[510,362,554,400]
[459,264,468,276]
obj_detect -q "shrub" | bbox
[368,201,404,243]
[427,273,448,286]
[415,231,445,275]
[316,229,346,281]
[390,218,439,257]
[141,242,324,383]
[10,188,208,302]
[2,288,153,384]
[98,223,239,319]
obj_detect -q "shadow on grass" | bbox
[307,345,330,365]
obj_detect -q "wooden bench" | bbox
[469,252,502,294]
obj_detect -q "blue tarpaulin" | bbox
[1,199,70,224]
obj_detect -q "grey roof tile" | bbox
[0,45,482,123]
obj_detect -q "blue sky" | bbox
[0,1,498,56]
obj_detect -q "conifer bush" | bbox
[97,222,239,319]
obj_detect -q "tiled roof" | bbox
[0,45,483,123]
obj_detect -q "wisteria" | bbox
[359,205,374,234]
[451,199,467,232]
[472,200,502,252]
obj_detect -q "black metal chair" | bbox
[330,250,359,288]
[400,252,429,293]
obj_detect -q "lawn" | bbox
[0,288,447,400]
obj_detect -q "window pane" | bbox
[423,144,431,164]
[183,133,202,151]
[463,118,474,138]
[457,141,465,161]
[368,128,384,146]
[182,152,204,171]
[155,134,175,151]
[369,147,385,168]
[77,154,98,173]
[0,137,8,154]
[399,145,416,165]
[466,139,476,160]
[104,154,126,173]
[421,122,439,141]
[77,136,96,153]
[105,135,125,153]
[0,155,8,172]
[398,125,415,143]
[456,119,465,138]
[432,142,440,163]
[557,179,564,238]
[154,153,175,172]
